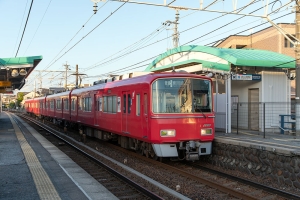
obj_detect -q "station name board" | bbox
[231,74,261,81]
[0,81,11,87]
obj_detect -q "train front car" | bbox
[150,75,214,161]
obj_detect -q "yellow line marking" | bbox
[7,113,61,200]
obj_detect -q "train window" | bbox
[83,97,92,112]
[112,96,117,113]
[103,96,117,113]
[152,78,212,113]
[128,94,131,114]
[107,96,112,112]
[136,94,140,116]
[103,97,107,112]
[144,93,147,115]
[71,99,75,111]
[56,100,61,110]
[123,94,126,113]
[98,97,102,111]
[50,100,54,110]
[64,99,69,110]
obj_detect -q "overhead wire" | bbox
[25,0,111,87]
[44,0,111,71]
[15,0,34,57]
[29,0,291,88]
[23,0,53,56]
[83,1,292,79]
[12,0,29,58]
[77,0,280,78]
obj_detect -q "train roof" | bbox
[70,72,210,95]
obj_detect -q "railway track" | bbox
[14,113,166,200]
[16,113,300,199]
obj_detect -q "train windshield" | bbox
[152,78,212,113]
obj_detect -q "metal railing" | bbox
[230,102,296,138]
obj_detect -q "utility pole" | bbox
[296,1,300,136]
[71,64,86,89]
[63,62,70,90]
[75,64,79,88]
[163,9,180,48]
[173,10,179,48]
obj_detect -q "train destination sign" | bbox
[231,74,261,81]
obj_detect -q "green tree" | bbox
[16,92,24,108]
[9,101,15,109]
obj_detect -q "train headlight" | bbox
[201,128,212,135]
[160,130,176,137]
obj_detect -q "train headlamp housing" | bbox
[160,129,176,137]
[201,128,212,136]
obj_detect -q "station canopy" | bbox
[0,56,42,93]
[144,45,295,73]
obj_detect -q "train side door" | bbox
[94,94,99,126]
[142,93,149,138]
[122,91,131,134]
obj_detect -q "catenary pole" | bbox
[296,1,300,136]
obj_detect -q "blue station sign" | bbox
[231,74,261,81]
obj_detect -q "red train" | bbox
[25,72,214,161]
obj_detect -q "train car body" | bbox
[25,72,215,161]
[25,96,46,117]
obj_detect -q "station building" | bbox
[0,55,42,112]
[143,45,295,134]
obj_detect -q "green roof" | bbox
[0,55,43,66]
[144,45,295,72]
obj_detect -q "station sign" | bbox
[0,81,11,87]
[231,74,261,81]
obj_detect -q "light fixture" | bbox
[11,69,19,77]
[19,69,27,76]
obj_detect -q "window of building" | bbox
[284,36,296,48]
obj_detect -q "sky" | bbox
[0,0,295,92]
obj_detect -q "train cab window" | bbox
[152,78,212,113]
[64,99,69,110]
[136,94,140,116]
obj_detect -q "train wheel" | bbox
[149,146,158,160]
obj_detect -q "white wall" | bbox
[227,71,291,132]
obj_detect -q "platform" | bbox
[0,111,118,200]
[215,129,300,154]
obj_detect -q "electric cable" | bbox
[15,0,34,57]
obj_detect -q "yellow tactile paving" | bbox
[7,113,61,200]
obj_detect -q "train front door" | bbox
[122,91,131,134]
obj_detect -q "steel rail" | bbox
[16,114,164,200]
[189,162,300,200]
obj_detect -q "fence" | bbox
[227,102,296,137]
